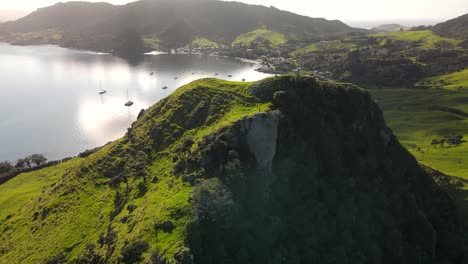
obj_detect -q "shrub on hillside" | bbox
[121,240,149,264]
[46,253,67,264]
[0,161,13,173]
[75,244,102,264]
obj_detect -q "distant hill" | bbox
[0,10,29,22]
[0,0,359,52]
[433,14,468,39]
[1,2,118,33]
[371,24,410,32]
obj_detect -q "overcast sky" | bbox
[2,0,468,25]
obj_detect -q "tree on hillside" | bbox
[0,161,13,173]
[16,157,31,168]
[29,154,47,167]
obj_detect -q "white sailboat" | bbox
[98,78,107,95]
[124,87,133,107]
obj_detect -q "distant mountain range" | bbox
[433,13,468,40]
[0,0,363,53]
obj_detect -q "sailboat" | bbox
[124,87,133,107]
[98,78,107,95]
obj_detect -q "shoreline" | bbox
[0,42,263,65]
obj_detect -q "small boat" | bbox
[150,72,154,75]
[215,73,219,76]
[192,72,195,75]
[98,78,107,95]
[228,75,232,77]
[162,86,168,89]
[174,77,178,80]
[124,87,133,107]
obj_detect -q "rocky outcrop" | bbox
[239,111,280,172]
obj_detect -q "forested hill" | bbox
[433,13,468,40]
[0,0,358,51]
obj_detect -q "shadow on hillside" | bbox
[426,165,468,217]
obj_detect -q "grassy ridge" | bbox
[191,38,219,48]
[425,69,468,90]
[143,35,161,50]
[371,30,462,49]
[232,29,287,47]
[0,79,270,263]
[291,41,357,56]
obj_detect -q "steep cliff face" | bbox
[0,77,465,264]
[239,111,279,172]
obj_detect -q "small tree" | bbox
[29,154,47,167]
[0,161,13,173]
[121,240,149,264]
[15,158,31,169]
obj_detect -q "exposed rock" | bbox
[239,111,280,172]
[137,109,145,120]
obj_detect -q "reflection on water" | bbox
[0,43,272,162]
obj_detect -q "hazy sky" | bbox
[2,0,468,24]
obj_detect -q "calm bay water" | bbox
[0,43,272,162]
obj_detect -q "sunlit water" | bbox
[0,43,272,162]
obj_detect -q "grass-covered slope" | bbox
[232,29,287,47]
[0,77,466,263]
[371,87,468,178]
[291,41,357,56]
[190,38,219,48]
[371,30,462,49]
[423,69,468,91]
[371,87,468,215]
[0,79,268,263]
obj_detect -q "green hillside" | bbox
[423,68,468,90]
[191,38,219,48]
[0,77,466,263]
[0,79,269,263]
[291,41,357,56]
[0,0,355,51]
[372,88,468,178]
[233,29,287,47]
[371,30,461,49]
[371,86,468,217]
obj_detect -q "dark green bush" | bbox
[121,240,149,264]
